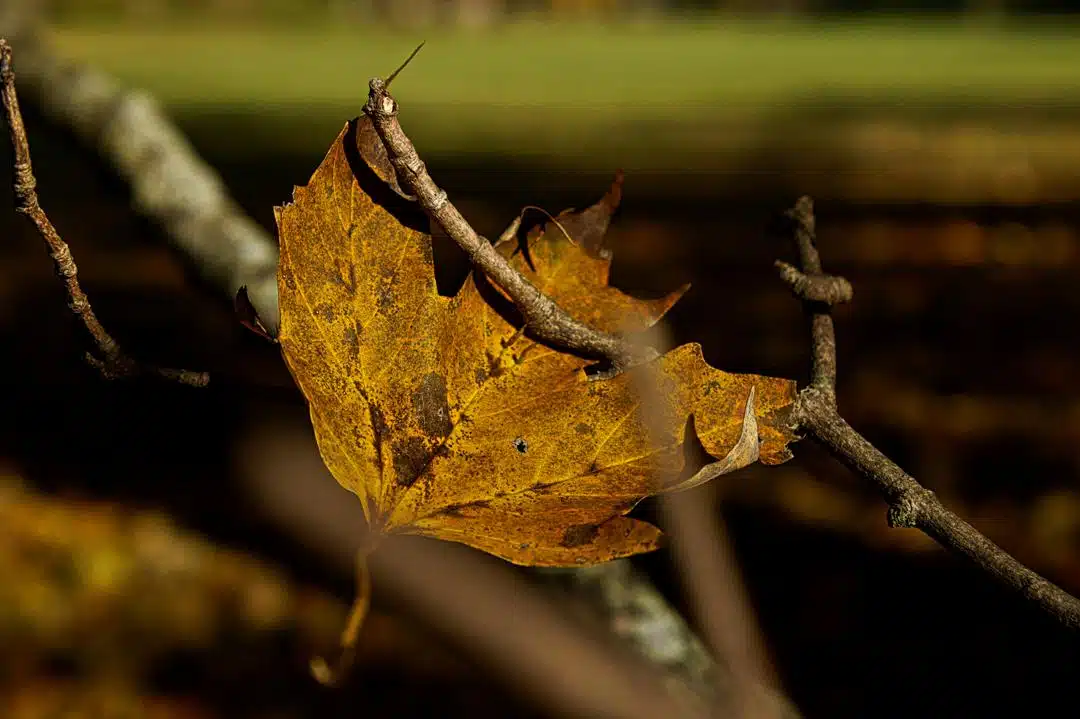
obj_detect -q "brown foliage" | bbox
[275,118,797,567]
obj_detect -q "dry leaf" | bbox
[275,117,797,568]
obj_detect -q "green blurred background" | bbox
[3,2,1080,718]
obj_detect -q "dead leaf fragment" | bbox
[275,117,797,568]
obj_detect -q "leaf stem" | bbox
[310,550,373,686]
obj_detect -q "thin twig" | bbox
[363,78,654,371]
[362,69,804,716]
[777,197,848,406]
[0,22,280,336]
[780,195,1080,630]
[0,26,744,708]
[0,39,206,387]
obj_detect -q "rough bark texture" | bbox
[780,196,1080,632]
[0,22,280,333]
[0,24,757,715]
[2,39,207,386]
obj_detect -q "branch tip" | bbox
[361,58,649,375]
[780,198,1080,632]
[0,47,12,86]
[1,39,207,388]
[385,41,425,88]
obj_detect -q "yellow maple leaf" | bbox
[275,117,797,568]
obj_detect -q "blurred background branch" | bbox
[3,1,1080,717]
[0,1,801,716]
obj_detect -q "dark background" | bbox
[2,2,1080,717]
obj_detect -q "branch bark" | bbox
[0,22,281,335]
[1,39,206,386]
[363,65,1080,638]
[17,15,1073,703]
[778,195,1080,631]
[0,28,744,714]
[361,74,806,716]
[539,559,798,718]
[364,76,654,371]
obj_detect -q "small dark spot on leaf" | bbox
[377,285,395,310]
[368,403,388,470]
[413,372,452,438]
[475,366,487,385]
[512,437,528,454]
[588,461,601,474]
[344,324,360,356]
[574,423,593,436]
[392,436,429,487]
[313,302,334,322]
[331,265,357,292]
[435,499,490,518]
[561,523,600,548]
[528,481,556,494]
[369,403,389,437]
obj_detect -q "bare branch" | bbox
[537,561,721,717]
[781,195,1080,631]
[363,78,654,371]
[780,197,841,405]
[774,260,852,306]
[361,71,806,716]
[659,490,799,719]
[541,558,800,718]
[0,25,281,335]
[0,27,740,705]
[0,39,206,387]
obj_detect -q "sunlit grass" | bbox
[47,18,1080,108]
[41,18,1080,176]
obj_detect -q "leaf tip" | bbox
[234,286,276,342]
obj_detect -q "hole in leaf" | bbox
[583,359,614,379]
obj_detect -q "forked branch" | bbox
[0,39,206,387]
[778,196,1080,630]
[0,32,747,713]
[363,69,1080,633]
